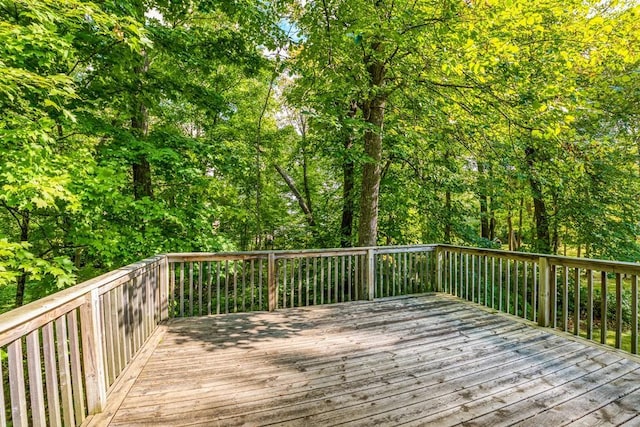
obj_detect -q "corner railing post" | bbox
[366,248,375,300]
[80,288,107,414]
[160,256,170,321]
[537,256,550,327]
[435,246,443,292]
[268,252,277,311]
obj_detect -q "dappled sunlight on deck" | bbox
[92,295,640,426]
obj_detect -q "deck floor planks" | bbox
[103,294,640,427]
[567,387,640,426]
[115,330,566,423]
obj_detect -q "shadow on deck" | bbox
[91,294,640,426]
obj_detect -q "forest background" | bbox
[0,0,638,311]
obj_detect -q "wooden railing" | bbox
[0,256,169,426]
[1,243,639,425]
[438,245,640,354]
[165,245,437,315]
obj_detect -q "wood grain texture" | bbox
[101,294,640,427]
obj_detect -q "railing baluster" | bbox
[179,262,185,317]
[56,316,75,426]
[199,261,203,316]
[341,256,346,302]
[8,339,28,426]
[0,360,6,427]
[43,322,62,427]
[234,261,238,313]
[282,259,287,309]
[259,259,264,310]
[26,330,46,426]
[306,259,311,306]
[499,258,503,312]
[189,262,194,316]
[208,261,213,315]
[67,310,86,421]
[514,261,519,317]
[601,271,608,345]
[538,257,549,327]
[550,265,558,329]
[313,257,318,306]
[403,252,408,295]
[506,259,511,314]
[533,262,538,323]
[574,268,581,336]
[169,261,175,318]
[615,273,622,349]
[562,266,569,332]
[484,256,488,307]
[409,252,414,293]
[268,253,276,311]
[292,258,297,308]
[102,293,115,386]
[320,257,325,305]
[471,254,476,302]
[491,257,496,309]
[334,255,339,302]
[350,255,355,301]
[225,260,230,314]
[250,259,255,311]
[216,261,221,315]
[632,274,638,355]
[327,257,332,303]
[586,269,593,340]
[477,255,482,304]
[523,262,528,320]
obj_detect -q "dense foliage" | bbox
[1,0,639,309]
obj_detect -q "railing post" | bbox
[80,289,107,414]
[537,256,550,327]
[435,247,443,292]
[366,249,375,300]
[268,252,277,311]
[160,256,170,321]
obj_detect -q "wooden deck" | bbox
[91,294,640,426]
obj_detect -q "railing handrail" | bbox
[439,244,640,274]
[0,255,164,347]
[166,244,437,262]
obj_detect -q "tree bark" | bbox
[525,146,551,253]
[340,102,357,248]
[478,162,490,239]
[508,212,514,251]
[274,164,316,227]
[357,58,386,247]
[131,51,152,200]
[444,190,452,244]
[15,211,29,307]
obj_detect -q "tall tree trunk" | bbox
[525,146,551,253]
[489,199,496,241]
[341,151,355,247]
[131,51,152,200]
[357,59,386,247]
[517,197,524,250]
[340,102,357,248]
[507,212,514,251]
[551,192,560,254]
[478,162,490,239]
[444,191,452,244]
[15,211,29,307]
[274,164,316,227]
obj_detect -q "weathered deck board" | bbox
[100,294,640,426]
